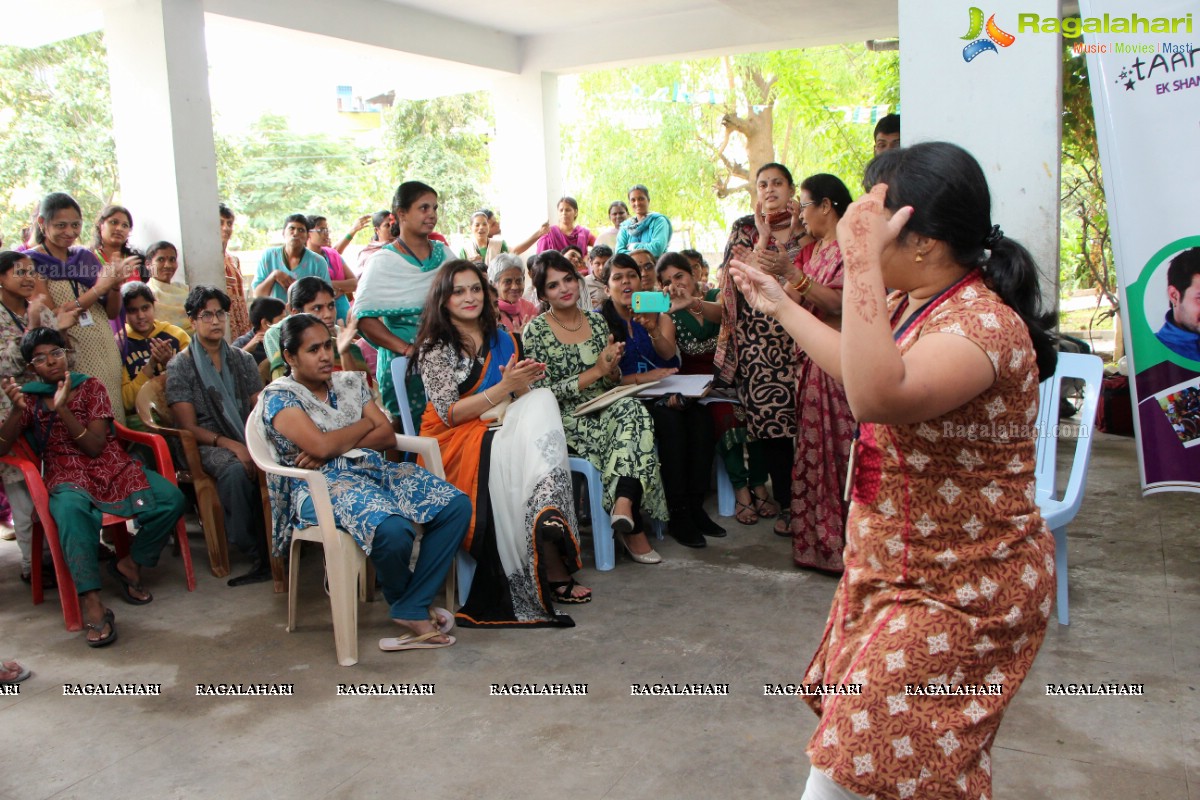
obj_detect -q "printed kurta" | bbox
[789,241,855,573]
[259,373,461,557]
[0,301,57,484]
[802,273,1055,800]
[713,215,804,440]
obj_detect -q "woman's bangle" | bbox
[343,233,353,241]
[0,434,8,444]
[74,428,88,440]
[482,389,498,407]
[213,434,221,447]
[790,273,814,297]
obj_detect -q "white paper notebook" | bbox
[635,374,713,398]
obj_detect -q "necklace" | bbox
[549,309,583,332]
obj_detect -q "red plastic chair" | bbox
[0,423,195,632]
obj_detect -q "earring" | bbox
[914,252,924,263]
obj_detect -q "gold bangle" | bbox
[482,389,497,407]
[0,434,8,444]
[74,429,88,440]
[791,274,813,296]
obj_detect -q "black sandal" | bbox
[107,560,152,605]
[734,500,759,525]
[85,609,118,648]
[549,578,593,604]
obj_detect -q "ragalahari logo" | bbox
[961,7,1016,62]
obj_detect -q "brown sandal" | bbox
[753,491,780,519]
[734,501,759,525]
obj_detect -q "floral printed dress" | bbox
[258,372,462,557]
[522,312,668,522]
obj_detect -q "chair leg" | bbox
[324,536,363,667]
[585,470,614,571]
[358,559,376,603]
[175,519,196,591]
[195,482,230,578]
[286,538,303,633]
[35,521,83,632]
[715,455,735,518]
[1054,526,1069,626]
[456,550,476,607]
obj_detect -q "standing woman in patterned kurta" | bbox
[257,314,470,651]
[713,164,810,521]
[759,174,856,569]
[731,142,1058,800]
[355,181,456,423]
[522,251,669,565]
[24,193,136,426]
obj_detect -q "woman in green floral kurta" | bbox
[522,252,668,564]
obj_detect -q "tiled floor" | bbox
[0,432,1195,799]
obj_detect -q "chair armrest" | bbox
[115,423,178,487]
[395,434,445,479]
[0,454,42,490]
[250,455,339,536]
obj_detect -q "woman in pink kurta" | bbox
[729,142,1059,800]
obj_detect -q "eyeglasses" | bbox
[196,310,229,323]
[798,201,816,209]
[312,228,330,234]
[29,347,69,366]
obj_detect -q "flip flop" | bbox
[107,560,152,605]
[429,607,456,633]
[0,660,31,685]
[85,609,118,649]
[378,630,456,651]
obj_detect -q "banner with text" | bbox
[1080,0,1200,492]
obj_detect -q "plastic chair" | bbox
[0,424,195,632]
[1033,352,1104,626]
[136,379,230,578]
[246,402,455,666]
[569,457,616,571]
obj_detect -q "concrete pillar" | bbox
[490,72,562,253]
[899,0,1062,310]
[103,0,223,288]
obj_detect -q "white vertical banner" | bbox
[1079,1,1200,492]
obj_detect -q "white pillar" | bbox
[899,0,1062,309]
[103,0,223,288]
[490,72,562,253]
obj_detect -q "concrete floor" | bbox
[0,432,1196,800]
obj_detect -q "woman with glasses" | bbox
[305,214,357,326]
[0,251,79,586]
[0,327,185,647]
[165,286,270,587]
[24,192,137,425]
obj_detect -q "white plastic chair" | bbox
[1034,352,1104,626]
[246,401,453,666]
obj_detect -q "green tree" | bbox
[1059,31,1114,311]
[0,32,118,242]
[219,114,385,250]
[377,93,493,236]
[562,45,898,248]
